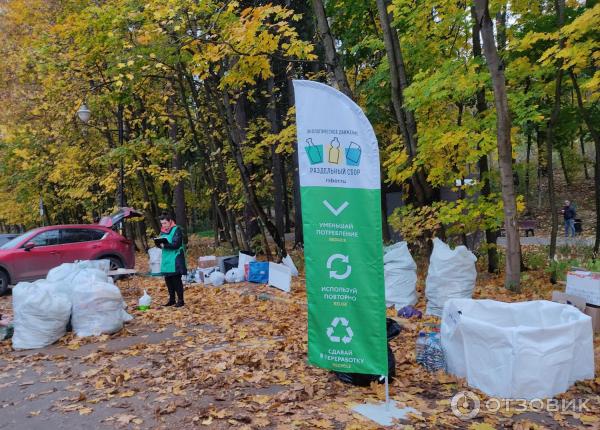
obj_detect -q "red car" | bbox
[0,222,136,295]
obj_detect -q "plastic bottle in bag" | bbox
[423,332,445,372]
[138,290,152,311]
[415,331,427,365]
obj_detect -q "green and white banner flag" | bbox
[293,80,387,375]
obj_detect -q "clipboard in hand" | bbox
[153,237,169,247]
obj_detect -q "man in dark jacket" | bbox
[562,200,576,238]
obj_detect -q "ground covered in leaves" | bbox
[1,250,599,430]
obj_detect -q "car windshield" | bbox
[0,229,41,250]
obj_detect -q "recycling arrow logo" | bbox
[326,317,353,344]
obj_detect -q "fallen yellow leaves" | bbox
[78,407,93,415]
[2,253,597,430]
[310,418,335,428]
[250,394,271,404]
[581,415,600,424]
[469,423,497,430]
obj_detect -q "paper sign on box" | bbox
[566,271,600,306]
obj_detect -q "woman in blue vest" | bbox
[158,212,187,307]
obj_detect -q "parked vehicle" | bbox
[0,234,19,247]
[0,212,140,295]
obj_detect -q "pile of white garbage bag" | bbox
[383,241,418,309]
[12,260,132,349]
[425,238,477,316]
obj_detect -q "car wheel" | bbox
[0,271,9,296]
[105,256,124,272]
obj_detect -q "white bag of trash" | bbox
[47,261,112,296]
[47,263,78,282]
[208,271,225,286]
[138,290,152,310]
[442,299,595,399]
[425,238,476,317]
[12,281,72,349]
[75,259,110,274]
[383,242,417,309]
[71,268,112,288]
[148,247,162,274]
[282,255,299,277]
[71,279,130,337]
[225,268,245,283]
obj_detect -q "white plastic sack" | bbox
[208,271,225,286]
[442,299,595,399]
[425,238,476,316]
[12,281,71,349]
[75,259,110,274]
[46,261,112,296]
[383,242,417,308]
[47,263,78,282]
[71,268,111,285]
[72,279,129,337]
[148,247,162,274]
[282,255,299,277]
[138,289,152,307]
[225,268,245,283]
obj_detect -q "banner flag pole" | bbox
[294,80,418,426]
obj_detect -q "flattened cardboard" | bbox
[566,271,600,306]
[552,290,600,333]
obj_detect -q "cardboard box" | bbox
[585,305,600,333]
[552,291,600,333]
[198,256,217,269]
[566,270,600,306]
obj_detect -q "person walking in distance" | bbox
[158,212,187,307]
[562,200,576,238]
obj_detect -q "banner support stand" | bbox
[385,377,390,411]
[352,375,420,426]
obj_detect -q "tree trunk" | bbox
[168,99,188,243]
[220,89,287,257]
[471,5,499,274]
[183,72,240,250]
[559,148,571,186]
[536,126,545,208]
[495,5,507,53]
[580,128,590,179]
[267,76,286,246]
[287,75,304,247]
[474,0,521,290]
[311,0,353,98]
[212,198,220,246]
[375,0,432,205]
[525,125,532,203]
[546,0,566,262]
[570,70,600,253]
